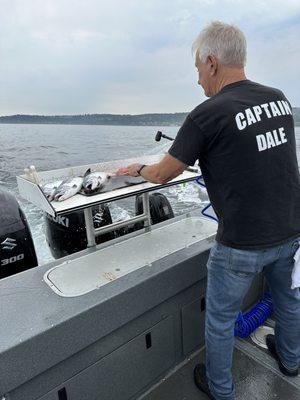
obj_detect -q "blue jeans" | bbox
[205,237,300,400]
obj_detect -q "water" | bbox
[0,124,208,265]
[1,124,299,265]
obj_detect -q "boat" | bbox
[0,152,299,400]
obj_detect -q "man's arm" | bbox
[116,154,187,184]
[116,115,204,182]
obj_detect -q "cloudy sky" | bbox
[0,0,300,115]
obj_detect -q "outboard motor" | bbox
[0,189,38,279]
[135,192,174,226]
[44,204,115,259]
[45,194,174,259]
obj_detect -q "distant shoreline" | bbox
[0,122,299,127]
[0,110,299,126]
[0,113,188,127]
[0,121,183,127]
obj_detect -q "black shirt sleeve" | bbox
[168,115,205,166]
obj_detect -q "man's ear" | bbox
[207,55,218,76]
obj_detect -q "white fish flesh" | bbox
[53,177,83,201]
[82,169,111,194]
[41,180,63,201]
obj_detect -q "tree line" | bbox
[0,109,299,126]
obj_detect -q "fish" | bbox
[43,168,146,201]
[41,180,63,201]
[122,175,145,186]
[52,177,83,201]
[82,168,112,194]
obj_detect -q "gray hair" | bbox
[192,21,247,67]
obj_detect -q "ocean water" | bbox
[0,124,299,265]
[0,124,208,265]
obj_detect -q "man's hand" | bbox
[116,155,187,184]
[116,163,140,177]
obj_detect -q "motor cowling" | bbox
[0,189,38,279]
[135,192,174,226]
[45,193,174,259]
[44,204,115,259]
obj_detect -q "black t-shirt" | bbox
[168,80,300,249]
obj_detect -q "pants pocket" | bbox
[229,248,261,277]
[207,242,230,270]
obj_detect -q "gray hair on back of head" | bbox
[192,21,247,67]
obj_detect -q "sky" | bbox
[0,0,300,115]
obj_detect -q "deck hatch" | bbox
[44,216,216,297]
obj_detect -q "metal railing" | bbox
[83,192,151,247]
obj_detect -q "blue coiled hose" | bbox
[201,203,219,223]
[195,175,219,223]
[195,176,273,337]
[234,292,273,338]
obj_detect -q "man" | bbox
[117,21,300,400]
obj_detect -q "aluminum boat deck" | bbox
[141,338,300,400]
